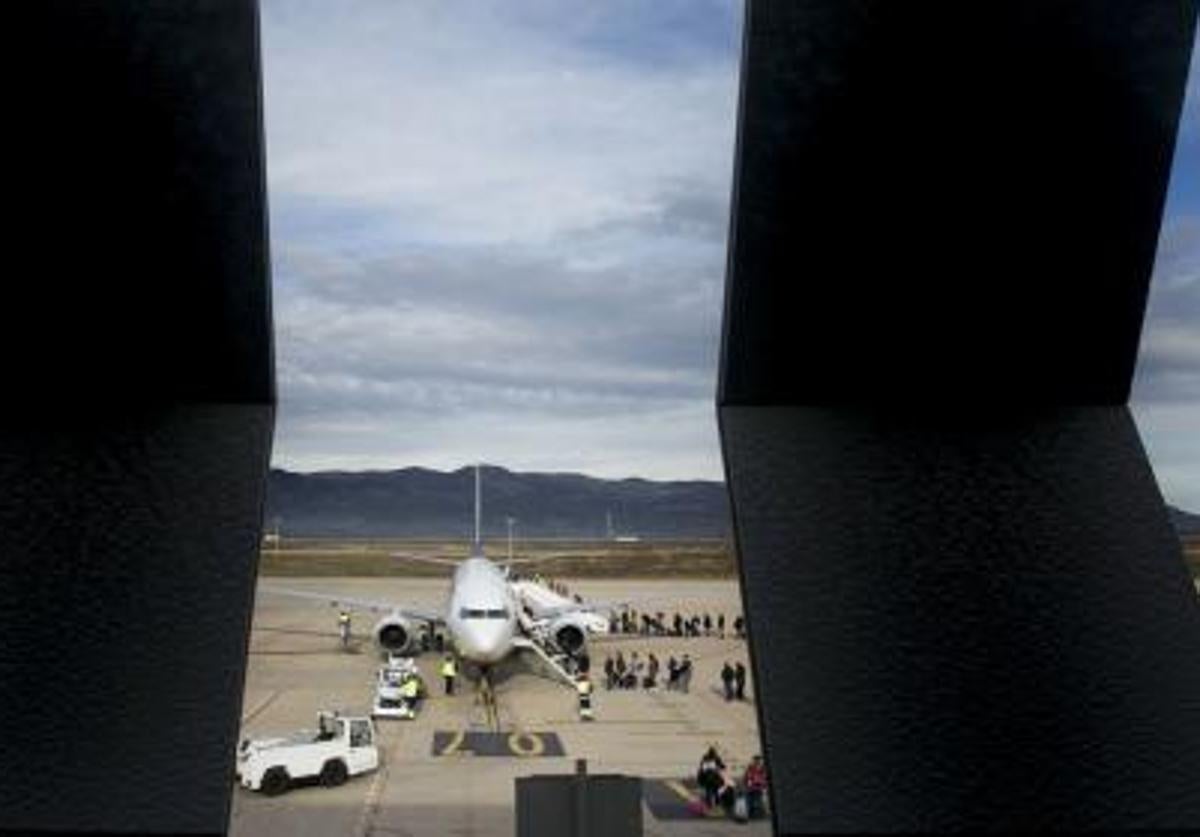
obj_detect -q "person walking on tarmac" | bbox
[576,673,595,721]
[734,661,747,700]
[337,611,352,650]
[721,661,735,701]
[440,654,457,696]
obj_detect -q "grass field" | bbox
[257,537,738,577]
[258,535,1200,580]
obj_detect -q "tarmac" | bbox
[231,578,771,837]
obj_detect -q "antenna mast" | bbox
[474,463,482,548]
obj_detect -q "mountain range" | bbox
[264,465,1200,540]
[265,466,730,538]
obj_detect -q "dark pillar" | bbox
[1,2,272,834]
[720,2,1200,833]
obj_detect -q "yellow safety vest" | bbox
[400,678,419,698]
[441,659,456,677]
[576,680,592,696]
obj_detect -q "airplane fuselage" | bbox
[443,553,518,665]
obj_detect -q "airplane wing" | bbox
[503,553,581,566]
[390,552,462,568]
[534,596,659,620]
[258,586,443,624]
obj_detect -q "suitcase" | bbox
[733,793,749,822]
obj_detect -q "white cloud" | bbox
[261,0,741,479]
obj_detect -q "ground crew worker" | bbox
[576,674,594,721]
[440,654,457,696]
[734,661,747,700]
[337,611,352,650]
[399,673,420,716]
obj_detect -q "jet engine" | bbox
[373,615,417,655]
[549,615,588,656]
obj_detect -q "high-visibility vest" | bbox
[338,613,350,624]
[441,659,456,677]
[400,678,420,699]
[576,680,592,696]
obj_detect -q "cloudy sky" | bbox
[260,3,1200,508]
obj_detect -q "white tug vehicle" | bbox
[236,711,379,796]
[373,655,425,720]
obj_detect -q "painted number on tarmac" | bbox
[432,731,564,757]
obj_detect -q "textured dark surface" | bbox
[0,407,273,833]
[1,1,272,834]
[516,774,643,837]
[723,406,1200,832]
[719,1,1200,835]
[6,0,272,408]
[720,0,1197,406]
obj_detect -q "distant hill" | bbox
[264,465,1200,542]
[1169,505,1200,538]
[265,466,731,539]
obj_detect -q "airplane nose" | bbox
[473,625,510,662]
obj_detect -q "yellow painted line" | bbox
[663,780,724,818]
[356,726,403,837]
[240,690,279,724]
[663,779,696,803]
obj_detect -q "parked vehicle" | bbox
[373,657,426,720]
[236,711,379,796]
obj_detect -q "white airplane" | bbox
[261,465,626,677]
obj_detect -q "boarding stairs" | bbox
[513,620,578,687]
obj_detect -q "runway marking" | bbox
[356,728,404,837]
[506,731,545,757]
[431,731,564,757]
[240,690,279,724]
[653,779,727,819]
[436,729,468,757]
[477,675,500,732]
